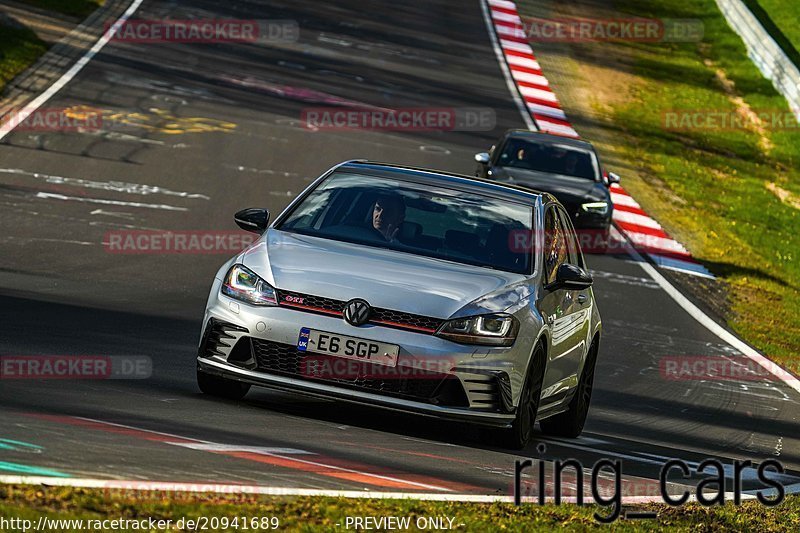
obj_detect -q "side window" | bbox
[557,208,583,268]
[544,207,568,285]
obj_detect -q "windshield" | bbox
[496,138,599,181]
[277,172,535,274]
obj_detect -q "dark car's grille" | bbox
[275,289,445,334]
[250,338,466,406]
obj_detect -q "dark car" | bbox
[474,130,620,231]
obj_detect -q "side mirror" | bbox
[474,152,490,165]
[549,264,593,291]
[607,171,621,186]
[234,208,270,233]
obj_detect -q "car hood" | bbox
[241,230,529,319]
[491,167,608,205]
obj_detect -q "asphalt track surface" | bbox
[1,0,799,500]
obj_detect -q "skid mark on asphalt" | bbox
[34,192,188,211]
[103,72,230,102]
[224,164,298,178]
[0,236,94,246]
[26,414,477,492]
[0,168,210,200]
[221,75,388,110]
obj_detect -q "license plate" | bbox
[297,328,399,367]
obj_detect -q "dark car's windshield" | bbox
[277,172,535,274]
[496,138,599,181]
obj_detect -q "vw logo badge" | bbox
[343,299,371,326]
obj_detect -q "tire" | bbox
[486,344,546,450]
[197,365,251,400]
[539,340,598,438]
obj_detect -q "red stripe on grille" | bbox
[279,299,439,334]
[371,320,437,334]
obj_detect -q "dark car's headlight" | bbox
[581,201,610,216]
[221,264,277,306]
[435,314,519,347]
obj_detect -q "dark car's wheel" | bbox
[197,365,251,400]
[487,344,546,450]
[539,340,598,438]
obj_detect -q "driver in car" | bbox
[371,194,406,242]
[550,147,579,176]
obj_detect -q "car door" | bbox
[556,206,593,379]
[537,205,581,404]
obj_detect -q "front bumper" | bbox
[198,357,515,427]
[198,278,530,428]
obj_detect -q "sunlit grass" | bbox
[0,24,47,94]
[0,485,798,532]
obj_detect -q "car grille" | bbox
[275,289,445,334]
[250,338,465,405]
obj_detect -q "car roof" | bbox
[502,129,596,151]
[336,160,557,205]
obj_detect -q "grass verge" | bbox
[517,0,800,371]
[0,485,799,532]
[608,0,800,369]
[15,0,104,19]
[750,0,800,64]
[0,23,47,95]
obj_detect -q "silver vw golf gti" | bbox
[197,161,601,448]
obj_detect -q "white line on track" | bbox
[0,0,145,141]
[619,235,800,395]
[169,443,314,455]
[4,475,796,503]
[74,416,215,443]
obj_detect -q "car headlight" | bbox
[221,264,277,306]
[435,314,519,347]
[581,201,609,216]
